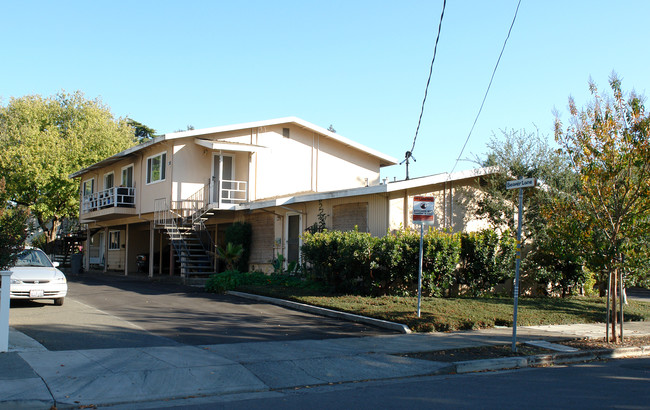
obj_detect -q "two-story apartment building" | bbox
[70,117,492,278]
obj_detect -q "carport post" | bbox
[124,223,129,276]
[0,271,11,352]
[149,221,155,278]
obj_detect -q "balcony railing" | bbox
[219,179,247,204]
[82,187,136,214]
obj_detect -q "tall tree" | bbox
[554,75,650,343]
[127,118,158,142]
[0,178,30,269]
[474,129,586,296]
[0,91,136,242]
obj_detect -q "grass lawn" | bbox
[234,282,650,332]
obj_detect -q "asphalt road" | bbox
[166,358,650,409]
[9,274,394,351]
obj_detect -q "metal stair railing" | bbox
[154,197,214,276]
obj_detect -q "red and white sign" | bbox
[413,196,435,225]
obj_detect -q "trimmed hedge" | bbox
[301,228,515,296]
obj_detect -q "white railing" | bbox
[154,198,172,227]
[219,179,247,204]
[82,187,136,213]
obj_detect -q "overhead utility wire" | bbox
[403,0,446,180]
[448,0,522,176]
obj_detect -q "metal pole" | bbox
[512,186,523,353]
[620,268,624,341]
[417,223,424,318]
[606,271,611,343]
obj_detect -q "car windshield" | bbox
[13,249,53,268]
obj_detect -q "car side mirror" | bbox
[52,262,60,268]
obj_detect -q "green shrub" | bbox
[225,222,252,272]
[423,229,462,296]
[205,270,244,293]
[302,228,462,296]
[205,270,327,294]
[458,229,516,296]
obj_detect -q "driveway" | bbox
[9,274,395,351]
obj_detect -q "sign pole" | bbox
[412,196,435,318]
[418,222,423,318]
[512,184,523,352]
[505,177,535,353]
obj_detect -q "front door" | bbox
[212,154,234,204]
[286,214,301,267]
[90,232,105,265]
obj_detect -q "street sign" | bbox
[505,177,536,353]
[506,177,536,190]
[413,196,435,225]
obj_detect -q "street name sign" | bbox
[506,177,536,190]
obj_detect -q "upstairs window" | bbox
[82,178,94,197]
[146,152,167,184]
[104,172,114,190]
[121,165,134,187]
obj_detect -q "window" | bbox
[282,127,290,138]
[82,178,94,196]
[146,152,167,184]
[121,165,134,187]
[108,231,120,250]
[104,172,114,190]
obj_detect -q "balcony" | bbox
[81,187,137,220]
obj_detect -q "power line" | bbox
[403,0,447,180]
[449,0,522,176]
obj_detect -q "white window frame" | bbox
[121,164,134,187]
[82,178,94,196]
[108,230,121,250]
[146,151,167,185]
[104,171,115,190]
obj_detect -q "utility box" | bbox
[70,253,83,274]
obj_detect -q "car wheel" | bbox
[54,298,64,306]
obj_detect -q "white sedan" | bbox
[9,248,67,306]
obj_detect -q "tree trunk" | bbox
[45,217,60,243]
[610,267,619,344]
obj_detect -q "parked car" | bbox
[8,248,67,306]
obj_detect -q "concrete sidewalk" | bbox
[2,322,650,409]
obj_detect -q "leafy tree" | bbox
[0,91,136,242]
[554,74,650,342]
[127,118,158,142]
[474,129,585,294]
[0,178,29,270]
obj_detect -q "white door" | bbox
[90,232,105,265]
[212,154,234,204]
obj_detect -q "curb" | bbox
[452,345,650,374]
[226,291,412,334]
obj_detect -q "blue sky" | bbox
[2,1,648,182]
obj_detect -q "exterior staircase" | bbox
[154,197,215,278]
[152,177,247,278]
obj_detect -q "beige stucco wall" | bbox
[202,125,383,200]
[387,178,490,233]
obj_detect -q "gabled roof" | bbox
[70,117,397,178]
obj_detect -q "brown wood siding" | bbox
[332,202,368,232]
[247,212,275,264]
